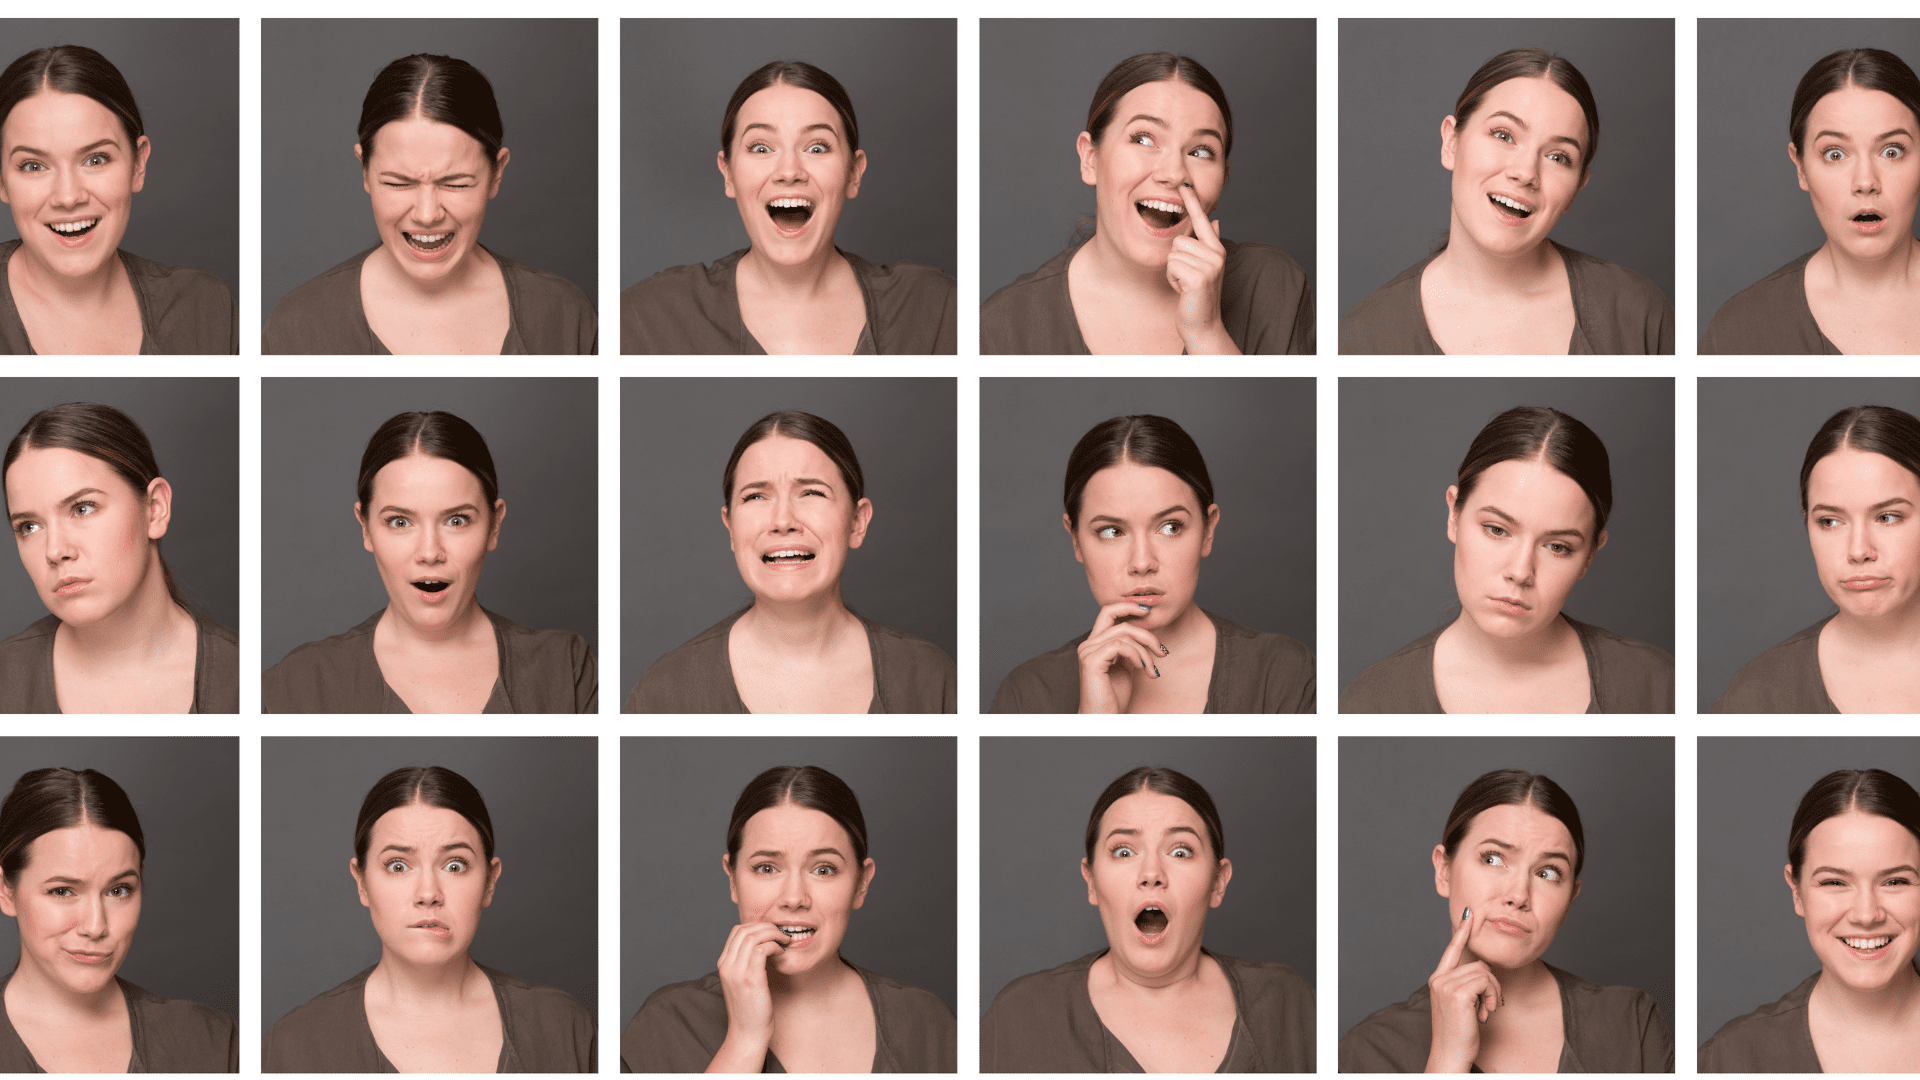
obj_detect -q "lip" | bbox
[1487,191,1535,225]
[765,195,817,240]
[774,922,818,949]
[65,949,112,964]
[54,576,91,598]
[1132,899,1171,946]
[410,578,453,604]
[1127,590,1166,607]
[759,546,818,568]
[1132,194,1192,241]
[1837,933,1897,960]
[400,228,457,262]
[1849,209,1888,235]
[45,215,103,248]
[410,921,452,940]
[1484,916,1533,936]
[1840,576,1891,591]
[1489,595,1531,615]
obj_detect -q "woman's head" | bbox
[1446,406,1611,642]
[717,61,865,270]
[1063,415,1218,634]
[723,766,874,977]
[1433,769,1583,971]
[354,411,505,633]
[5,402,181,623]
[1799,405,1920,622]
[0,768,145,995]
[1787,49,1920,262]
[354,54,509,286]
[720,411,872,608]
[1441,48,1596,258]
[1077,52,1231,271]
[350,766,500,967]
[1081,767,1231,980]
[1783,769,1920,992]
[0,47,150,282]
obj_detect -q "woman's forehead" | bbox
[736,82,843,142]
[1110,79,1225,141]
[1081,460,1197,516]
[1469,76,1589,148]
[736,434,842,486]
[367,114,490,172]
[369,802,482,849]
[1460,802,1574,852]
[1807,446,1920,503]
[739,801,853,852]
[2,89,126,152]
[1098,790,1208,842]
[1806,83,1920,138]
[5,445,131,504]
[369,452,485,505]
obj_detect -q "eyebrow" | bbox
[378,842,476,856]
[9,137,120,158]
[738,478,835,493]
[740,122,839,137]
[745,847,846,859]
[1478,838,1572,864]
[10,487,108,525]
[1814,128,1913,143]
[1484,111,1584,154]
[1088,505,1192,526]
[1812,864,1920,876]
[1126,114,1225,144]
[379,171,479,184]
[1104,825,1202,842]
[1809,497,1915,515]
[41,868,140,884]
[376,503,482,518]
[1477,505,1588,540]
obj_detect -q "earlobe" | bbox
[1789,142,1810,192]
[723,854,739,906]
[1064,512,1085,564]
[1432,844,1453,898]
[487,500,506,552]
[1199,504,1220,558]
[846,149,867,198]
[1077,131,1098,187]
[489,147,510,198]
[717,150,736,200]
[350,857,371,908]
[356,143,371,196]
[145,477,174,541]
[1081,858,1098,906]
[851,858,876,910]
[0,881,15,918]
[1445,485,1461,544]
[848,498,874,550]
[1785,863,1804,916]
[1210,858,1234,907]
[1440,115,1459,171]
[356,502,374,554]
[130,136,150,194]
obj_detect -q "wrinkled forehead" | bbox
[734,82,846,145]
[368,800,484,853]
[1079,459,1202,521]
[1806,82,1920,140]
[365,114,492,174]
[737,799,855,855]
[733,434,847,491]
[1457,802,1576,858]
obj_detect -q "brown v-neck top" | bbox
[1339,963,1672,1073]
[263,246,597,355]
[1339,615,1674,714]
[262,607,596,714]
[981,949,1314,1073]
[0,973,236,1073]
[1338,242,1674,355]
[1699,252,1842,355]
[263,963,594,1073]
[620,248,956,354]
[988,611,1315,714]
[0,609,239,714]
[1710,615,1840,714]
[0,240,237,355]
[623,607,955,713]
[1699,964,1920,1072]
[619,960,955,1073]
[979,237,1314,355]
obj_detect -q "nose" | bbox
[78,893,110,938]
[412,183,445,226]
[1137,849,1166,889]
[1502,541,1536,588]
[775,146,810,184]
[1151,147,1190,189]
[1851,153,1881,196]
[415,521,447,566]
[41,520,79,567]
[1847,521,1876,564]
[52,163,88,209]
[1849,883,1886,927]
[1127,531,1158,575]
[414,865,445,907]
[1497,870,1532,912]
[776,868,811,912]
[1506,148,1539,190]
[768,492,799,533]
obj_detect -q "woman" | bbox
[264,54,596,355]
[1341,405,1673,713]
[0,46,235,355]
[263,410,596,713]
[1339,48,1672,355]
[0,767,235,1071]
[622,61,955,355]
[1714,405,1920,713]
[625,410,954,713]
[981,52,1313,355]
[1340,769,1671,1072]
[622,765,955,1071]
[1702,50,1920,354]
[1700,768,1920,1072]
[992,414,1314,713]
[265,765,594,1071]
[1,402,237,713]
[982,766,1312,1071]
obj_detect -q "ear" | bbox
[1064,512,1085,565]
[1790,141,1810,193]
[1432,843,1453,898]
[850,857,876,910]
[1208,858,1234,908]
[130,135,151,194]
[1786,863,1805,917]
[480,857,502,908]
[144,476,173,541]
[1569,877,1582,906]
[487,147,510,200]
[1199,504,1220,558]
[718,149,736,200]
[723,853,739,907]
[1440,115,1460,171]
[1445,485,1461,544]
[845,148,867,200]
[351,856,371,909]
[0,876,17,918]
[847,497,873,550]
[1081,857,1098,906]
[1077,130,1098,187]
[486,499,506,552]
[356,502,374,554]
[1576,528,1609,580]
[356,143,371,197]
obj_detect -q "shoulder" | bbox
[122,979,235,1068]
[1338,987,1430,1072]
[981,245,1077,354]
[1561,245,1671,308]
[264,249,373,354]
[193,612,241,714]
[623,974,726,1072]
[1215,953,1314,1004]
[1712,618,1830,714]
[984,952,1097,1023]
[0,613,59,653]
[0,615,61,713]
[485,966,593,1028]
[1209,614,1316,713]
[490,611,592,668]
[848,253,956,300]
[1568,617,1675,713]
[1699,974,1818,1072]
[845,253,957,355]
[487,611,596,714]
[1338,258,1430,354]
[854,966,956,1070]
[989,635,1085,713]
[496,254,596,352]
[1339,628,1442,713]
[861,966,954,1019]
[626,613,742,713]
[1555,966,1658,1015]
[498,254,593,311]
[1702,252,1820,354]
[862,618,956,714]
[620,255,744,354]
[122,252,237,354]
[1224,240,1308,289]
[483,967,595,1071]
[262,613,382,713]
[265,968,375,1069]
[634,972,725,1024]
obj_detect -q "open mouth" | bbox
[1843,935,1893,953]
[1490,194,1533,218]
[1135,905,1168,936]
[762,549,815,564]
[48,218,100,238]
[1853,212,1883,223]
[411,579,451,593]
[1137,199,1185,231]
[768,198,814,230]
[404,231,453,252]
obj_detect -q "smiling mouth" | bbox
[412,579,450,593]
[48,218,100,238]
[768,198,814,230]
[1490,194,1533,218]
[777,924,817,943]
[1137,199,1186,231]
[1843,935,1894,952]
[762,549,815,564]
[404,231,453,252]
[1135,905,1168,935]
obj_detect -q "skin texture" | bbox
[8,446,170,629]
[1806,448,1920,713]
[1444,458,1606,645]
[355,453,505,640]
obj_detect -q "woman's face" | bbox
[725,801,873,978]
[0,91,148,280]
[1066,461,1217,634]
[0,825,142,996]
[351,801,500,967]
[717,82,865,269]
[1082,790,1230,981]
[7,446,167,628]
[722,435,871,606]
[357,116,507,284]
[1078,78,1228,271]
[1791,84,1920,263]
[1446,457,1605,641]
[1441,77,1590,258]
[1805,447,1920,622]
[356,453,505,631]
[1432,802,1580,972]
[1787,811,1920,993]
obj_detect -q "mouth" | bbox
[47,217,101,241]
[411,578,451,594]
[1486,916,1532,936]
[54,576,91,597]
[1136,198,1187,233]
[1490,595,1531,614]
[1842,934,1894,954]
[767,197,814,233]
[761,548,816,565]
[410,920,452,939]
[1489,193,1534,219]
[1127,589,1165,607]
[776,923,817,947]
[1841,576,1890,591]
[403,230,455,254]
[65,949,112,964]
[1134,903,1169,941]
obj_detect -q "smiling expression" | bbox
[0,825,142,996]
[1433,803,1580,972]
[356,453,504,634]
[8,446,167,628]
[1788,810,1920,992]
[1066,460,1217,635]
[1447,458,1605,642]
[1082,790,1230,981]
[351,802,499,967]
[1442,77,1590,258]
[358,116,507,284]
[1079,79,1228,270]
[725,801,873,977]
[723,435,871,606]
[0,90,148,280]
[718,82,865,268]
[1805,447,1920,621]
[1792,84,1920,262]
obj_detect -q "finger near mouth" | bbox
[1489,195,1533,218]
[404,231,454,252]
[1136,201,1186,230]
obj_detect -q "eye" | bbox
[805,141,831,154]
[1547,151,1570,165]
[108,883,135,898]
[446,514,470,527]
[1482,523,1510,539]
[1130,131,1157,148]
[1169,844,1194,858]
[84,153,110,167]
[1816,515,1843,529]
[800,487,826,498]
[384,859,409,873]
[1492,128,1514,144]
[1546,541,1574,556]
[752,862,777,875]
[1824,147,1845,163]
[1157,520,1182,536]
[72,501,97,518]
[48,886,74,897]
[385,515,411,529]
[810,863,837,876]
[14,521,39,538]
[1883,145,1906,159]
[1096,525,1120,540]
[1481,851,1506,867]
[1112,844,1135,858]
[1877,511,1904,525]
[1189,145,1215,161]
[442,858,468,873]
[747,142,771,155]
[1538,866,1563,882]
[1819,876,1846,887]
[17,160,45,173]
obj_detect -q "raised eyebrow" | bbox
[439,842,477,854]
[439,504,482,518]
[8,138,119,158]
[807,847,845,858]
[376,505,418,517]
[1126,113,1167,128]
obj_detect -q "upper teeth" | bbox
[1138,200,1182,214]
[1143,905,1162,912]
[51,219,97,233]
[767,549,808,558]
[1491,194,1530,211]
[779,925,812,933]
[410,232,448,243]
[1845,936,1891,949]
[769,198,811,208]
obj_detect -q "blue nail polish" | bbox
[1153,664,1160,677]
[1463,907,1472,921]
[1137,604,1151,612]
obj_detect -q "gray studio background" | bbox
[0,21,237,292]
[620,378,955,698]
[980,738,1316,1012]
[0,738,236,1020]
[260,378,597,671]
[621,20,956,287]
[1697,379,1920,711]
[1698,21,1920,334]
[622,737,957,1026]
[1,379,237,634]
[261,19,596,317]
[1338,737,1674,1036]
[260,737,596,1033]
[1338,20,1675,318]
[980,20,1315,297]
[980,379,1315,707]
[1338,378,1674,697]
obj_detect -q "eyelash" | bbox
[750,862,837,876]
[17,152,112,173]
[383,859,468,874]
[1480,522,1576,556]
[384,514,471,529]
[382,181,474,189]
[1095,521,1183,540]
[748,141,832,155]
[48,884,135,898]
[13,501,99,538]
[1817,512,1904,528]
[1110,844,1195,859]
[1128,131,1216,160]
[1480,851,1563,881]
[740,489,825,503]
[1490,128,1573,166]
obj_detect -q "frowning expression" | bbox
[358,116,507,284]
[1804,447,1920,621]
[723,435,871,605]
[718,82,865,268]
[1791,84,1920,262]
[725,801,873,977]
[1442,77,1590,258]
[7,446,168,628]
[1788,811,1920,993]
[1082,790,1230,982]
[356,453,505,633]
[0,90,148,280]
[352,802,500,966]
[1066,460,1217,634]
[1079,79,1228,269]
[1447,458,1605,642]
[0,825,142,996]
[1433,803,1581,972]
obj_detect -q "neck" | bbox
[1466,953,1559,1004]
[1811,234,1920,294]
[369,948,484,1003]
[8,243,123,311]
[1444,608,1577,670]
[1814,961,1920,1027]
[370,242,494,301]
[1096,943,1208,993]
[1433,211,1561,295]
[5,951,124,1018]
[379,596,492,648]
[767,952,856,1003]
[57,553,189,661]
[1827,598,1920,652]
[738,244,845,299]
[1081,227,1180,298]
[1149,602,1214,657]
[737,594,858,657]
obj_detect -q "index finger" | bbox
[1094,599,1157,629]
[1179,183,1224,254]
[1434,905,1475,976]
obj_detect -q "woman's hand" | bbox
[705,920,791,1073]
[1166,183,1241,356]
[1424,907,1503,1073]
[1077,601,1170,713]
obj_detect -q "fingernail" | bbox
[1159,644,1170,656]
[1152,664,1160,677]
[1137,604,1151,612]
[1462,907,1471,921]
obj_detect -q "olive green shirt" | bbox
[0,240,237,355]
[990,611,1316,714]
[0,610,238,714]
[1340,615,1674,714]
[1710,615,1840,714]
[0,973,236,1073]
[1699,252,1842,355]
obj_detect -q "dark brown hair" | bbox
[358,54,503,171]
[1083,766,1225,864]
[1441,769,1585,878]
[1453,47,1600,169]
[353,766,495,867]
[1789,49,1920,155]
[0,768,144,888]
[1064,415,1215,531]
[720,61,859,158]
[357,411,499,516]
[726,766,868,866]
[1455,406,1613,539]
[721,411,865,505]
[1085,52,1234,160]
[0,46,144,147]
[1788,769,1920,881]
[1798,405,1920,515]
